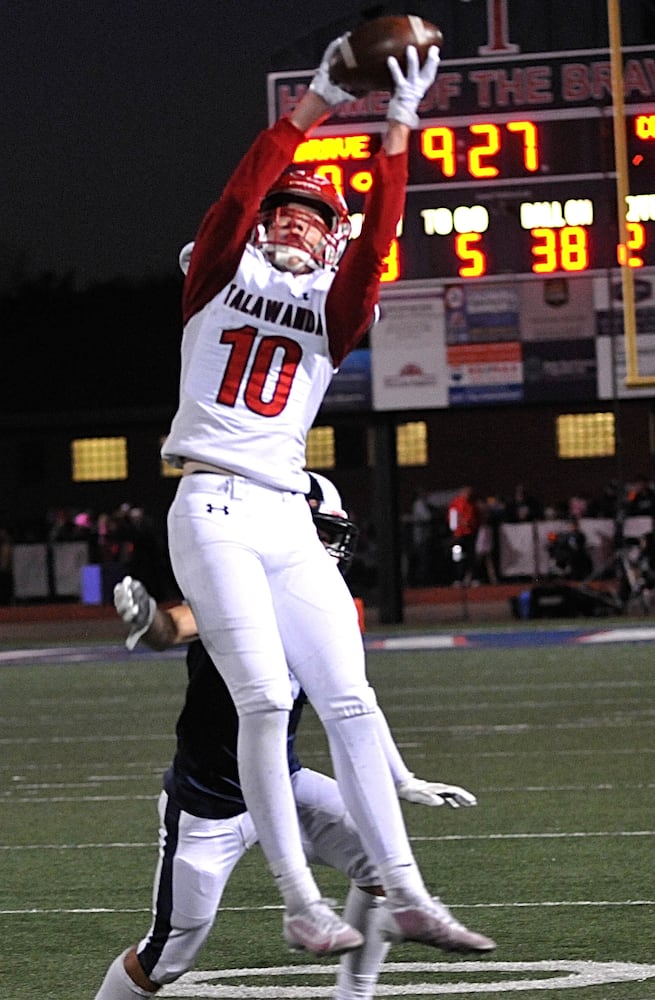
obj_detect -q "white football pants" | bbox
[134,770,380,986]
[168,473,422,903]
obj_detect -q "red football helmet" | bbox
[252,170,352,272]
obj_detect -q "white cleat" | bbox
[380,896,496,953]
[283,899,364,956]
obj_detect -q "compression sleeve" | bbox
[326,148,408,367]
[182,117,305,323]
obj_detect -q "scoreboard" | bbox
[269,47,655,283]
[291,109,655,282]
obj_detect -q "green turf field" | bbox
[1,629,654,999]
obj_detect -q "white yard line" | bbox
[2,829,654,851]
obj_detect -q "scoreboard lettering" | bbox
[271,45,655,282]
[291,108,655,281]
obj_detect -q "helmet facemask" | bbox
[306,472,359,575]
[252,172,352,273]
[312,511,360,574]
[257,201,336,273]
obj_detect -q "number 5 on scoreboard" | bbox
[455,232,487,277]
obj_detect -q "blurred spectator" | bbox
[486,493,506,526]
[72,510,94,537]
[625,475,655,517]
[504,483,542,523]
[473,499,498,585]
[426,489,461,585]
[0,527,13,605]
[615,533,655,612]
[568,493,589,519]
[409,489,434,585]
[71,510,101,561]
[97,511,126,563]
[447,485,479,586]
[47,506,78,541]
[547,517,592,581]
[587,479,620,519]
[120,504,171,601]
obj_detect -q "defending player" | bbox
[94,476,481,998]
[162,35,495,954]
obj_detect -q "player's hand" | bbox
[113,576,156,651]
[397,774,477,808]
[386,44,440,127]
[309,36,357,107]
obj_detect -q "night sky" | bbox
[2,0,400,288]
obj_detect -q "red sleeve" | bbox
[182,117,305,324]
[326,148,408,367]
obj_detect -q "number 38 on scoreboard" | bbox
[294,114,655,281]
[450,219,647,278]
[450,226,596,279]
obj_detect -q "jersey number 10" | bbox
[217,327,301,416]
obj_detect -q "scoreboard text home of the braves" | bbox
[267,46,655,283]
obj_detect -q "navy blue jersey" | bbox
[164,639,305,819]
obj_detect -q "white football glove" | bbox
[309,36,357,107]
[397,774,477,808]
[386,44,440,128]
[113,575,156,651]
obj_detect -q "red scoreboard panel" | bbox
[290,108,655,282]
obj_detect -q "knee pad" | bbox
[223,673,294,716]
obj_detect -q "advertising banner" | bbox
[371,292,448,410]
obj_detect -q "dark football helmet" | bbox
[306,472,359,574]
[252,170,352,272]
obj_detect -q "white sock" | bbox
[94,950,154,999]
[274,861,322,914]
[378,860,429,907]
[323,714,424,879]
[238,710,319,911]
[335,887,390,1000]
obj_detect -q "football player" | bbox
[161,32,495,954]
[94,475,481,998]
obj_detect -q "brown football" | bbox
[328,15,443,96]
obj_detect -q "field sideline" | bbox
[1,621,655,999]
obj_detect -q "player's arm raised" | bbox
[291,36,356,130]
[184,36,354,321]
[384,44,440,148]
[326,44,440,365]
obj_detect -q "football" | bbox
[328,15,443,96]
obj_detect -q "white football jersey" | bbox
[162,244,336,493]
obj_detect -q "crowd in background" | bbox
[2,476,655,606]
[403,476,655,589]
[0,503,178,606]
